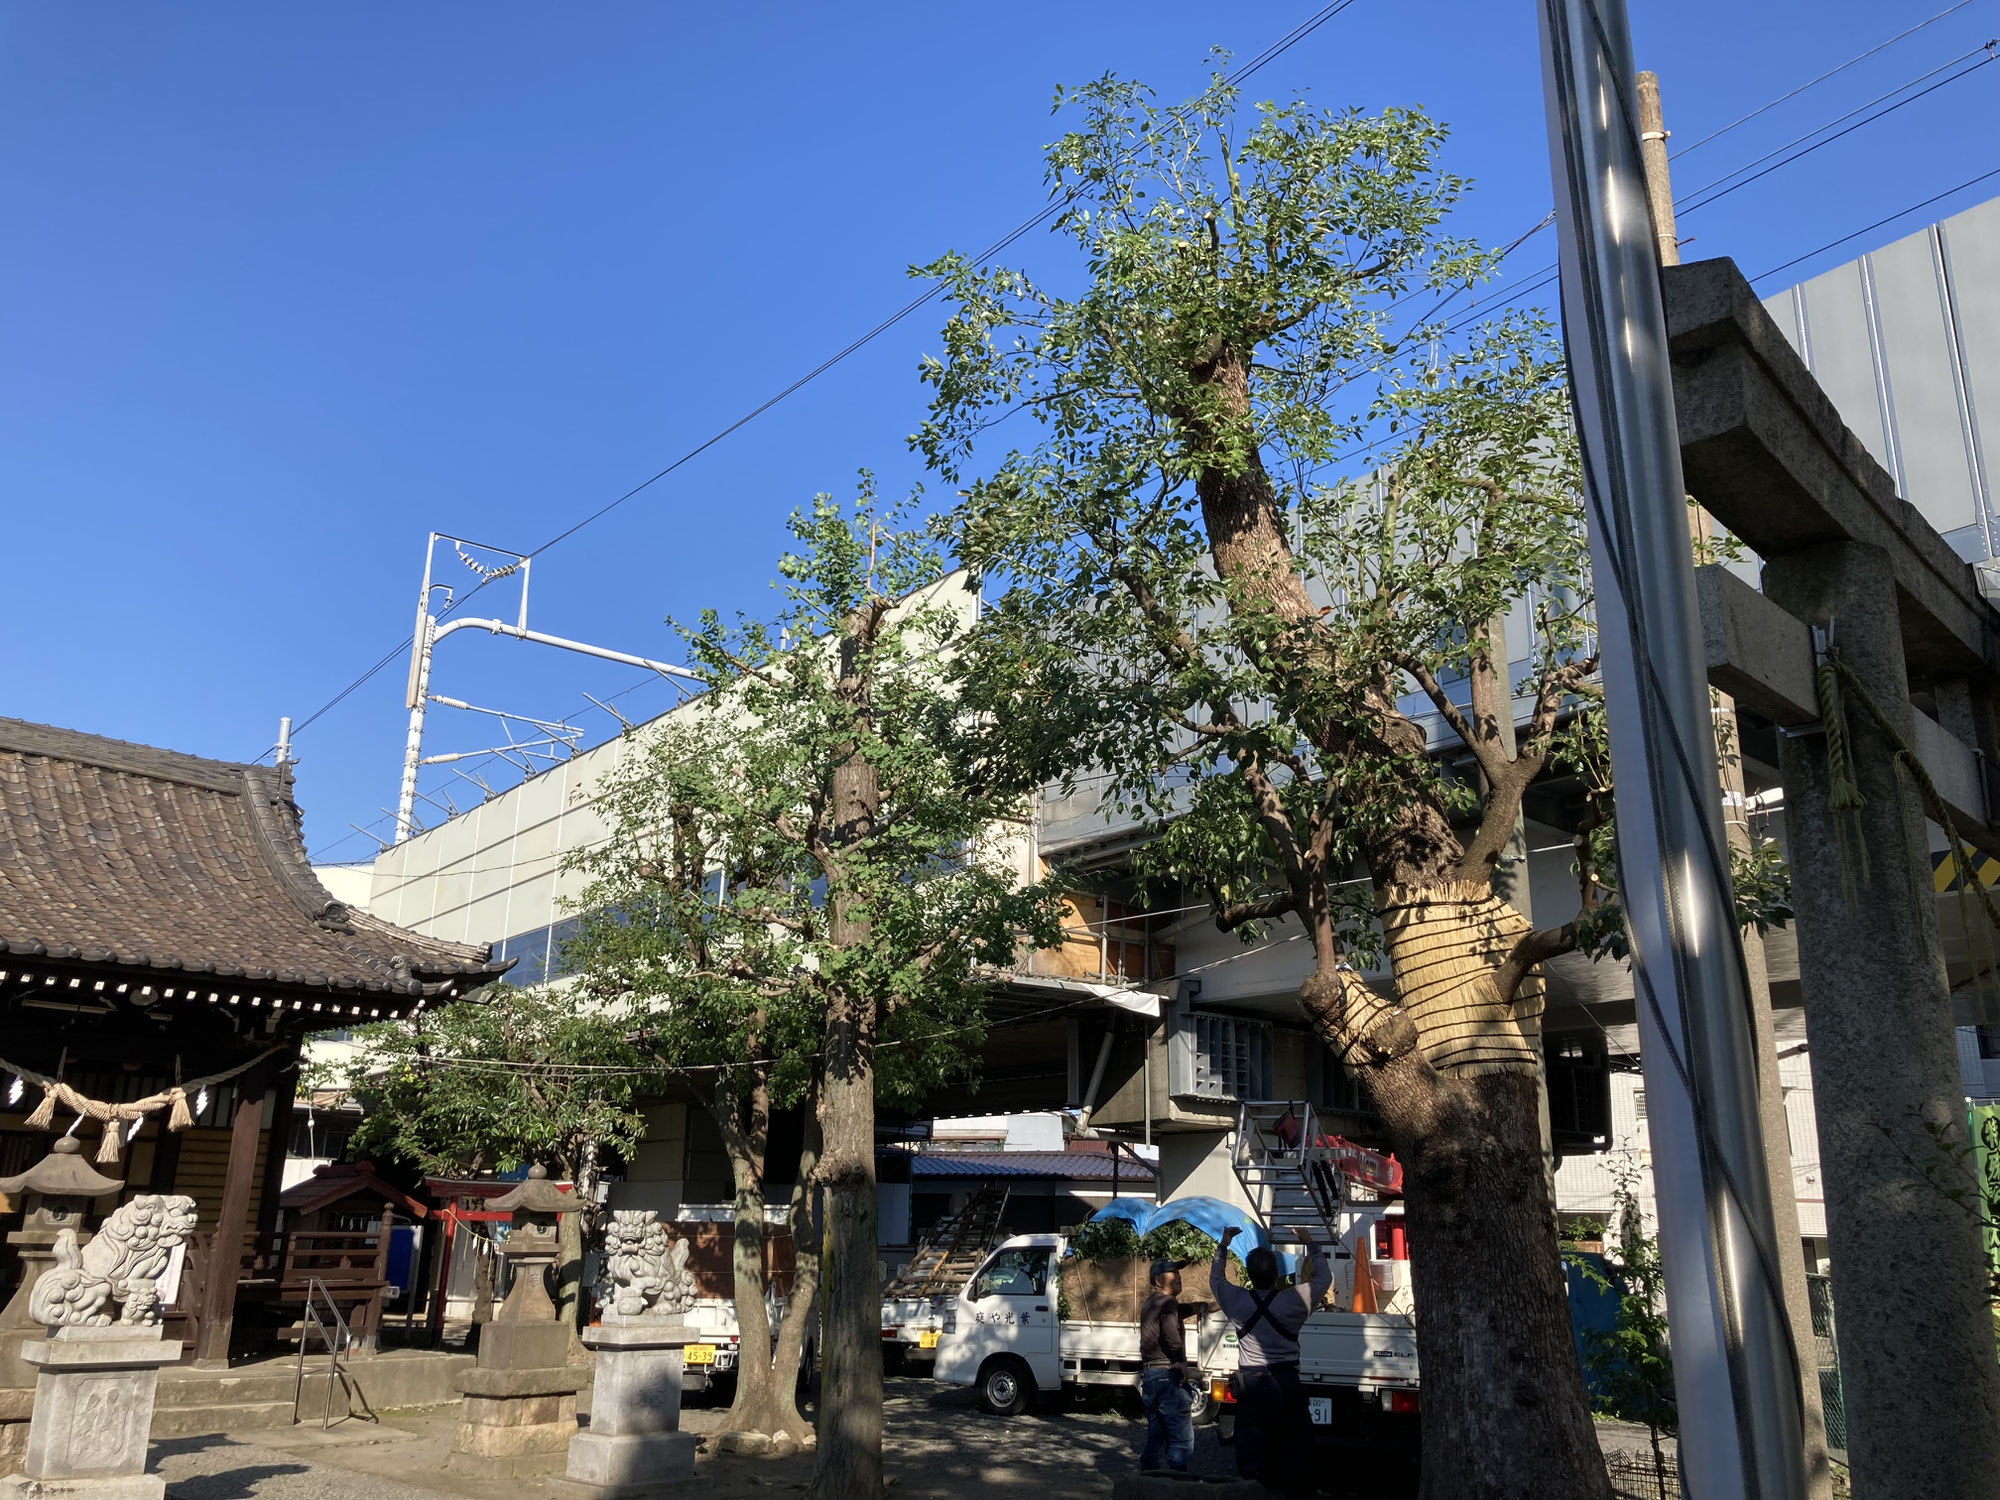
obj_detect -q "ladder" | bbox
[1230,1099,1349,1246]
[884,1184,1011,1297]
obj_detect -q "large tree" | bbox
[590,490,1059,1499]
[564,711,831,1445]
[917,68,1612,1498]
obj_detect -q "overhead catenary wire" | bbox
[1669,0,1979,158]
[267,1,1367,763]
[1419,36,2000,353]
[1672,41,1998,217]
[1750,163,2000,283]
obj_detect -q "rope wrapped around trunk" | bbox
[4,1045,285,1165]
[1379,883,1545,1079]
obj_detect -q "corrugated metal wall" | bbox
[1762,194,2000,563]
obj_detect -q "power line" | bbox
[1671,0,1980,158]
[1750,164,2000,284]
[1673,42,1998,217]
[270,1,1366,758]
[1376,40,2000,359]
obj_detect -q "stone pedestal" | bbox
[550,1318,696,1499]
[448,1310,583,1478]
[0,1325,182,1500]
[0,1246,67,1394]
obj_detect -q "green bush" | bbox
[1066,1216,1246,1280]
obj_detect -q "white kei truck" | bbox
[932,1229,1421,1477]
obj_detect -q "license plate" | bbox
[918,1330,939,1350]
[1308,1396,1332,1426]
[684,1343,716,1365]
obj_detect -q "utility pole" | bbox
[1635,69,1834,1500]
[1538,5,1807,1498]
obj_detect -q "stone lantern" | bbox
[449,1165,586,1479]
[0,1139,123,1389]
[489,1164,580,1324]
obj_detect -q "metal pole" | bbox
[1537,5,1806,1499]
[395,611,435,843]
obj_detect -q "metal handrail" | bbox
[292,1275,377,1429]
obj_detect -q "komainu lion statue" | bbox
[599,1209,696,1319]
[30,1193,200,1327]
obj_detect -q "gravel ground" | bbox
[146,1377,1657,1499]
[147,1377,1238,1500]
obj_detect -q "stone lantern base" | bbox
[447,1318,583,1478]
[0,1325,182,1500]
[549,1319,697,1499]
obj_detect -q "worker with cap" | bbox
[1137,1256,1194,1473]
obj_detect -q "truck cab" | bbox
[932,1234,1062,1412]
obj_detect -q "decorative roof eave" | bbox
[0,955,456,1028]
[0,939,509,997]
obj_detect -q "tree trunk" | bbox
[808,997,882,1500]
[1376,1067,1609,1499]
[1177,337,1610,1496]
[768,1109,825,1443]
[715,1076,815,1441]
[1302,888,1611,1500]
[807,598,888,1500]
[556,1204,586,1353]
[468,1238,495,1350]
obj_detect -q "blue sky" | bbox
[2,1,1994,864]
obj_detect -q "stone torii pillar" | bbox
[1762,543,2000,1499]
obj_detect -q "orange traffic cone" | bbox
[1350,1232,1379,1314]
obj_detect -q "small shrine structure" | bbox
[0,717,509,1365]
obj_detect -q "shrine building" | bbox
[0,717,507,1364]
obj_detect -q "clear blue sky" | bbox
[2,1,1993,864]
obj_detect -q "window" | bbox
[1978,1026,2000,1061]
[971,1248,1050,1300]
[1174,1012,1273,1101]
[1633,1088,1647,1124]
[1314,1046,1378,1116]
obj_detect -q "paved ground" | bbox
[148,1378,1677,1500]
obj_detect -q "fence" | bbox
[1806,1272,1848,1453]
[1605,1451,1678,1500]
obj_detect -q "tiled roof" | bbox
[903,1150,1156,1182]
[0,717,507,999]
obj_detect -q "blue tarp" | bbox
[1085,1195,1292,1267]
[1087,1196,1154,1230]
[1565,1252,1622,1403]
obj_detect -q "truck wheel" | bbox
[978,1356,1035,1417]
[1188,1380,1215,1427]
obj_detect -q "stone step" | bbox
[155,1369,323,1407]
[148,1399,297,1438]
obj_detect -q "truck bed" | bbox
[1295,1311,1419,1391]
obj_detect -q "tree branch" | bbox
[1496,924,1577,1008]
